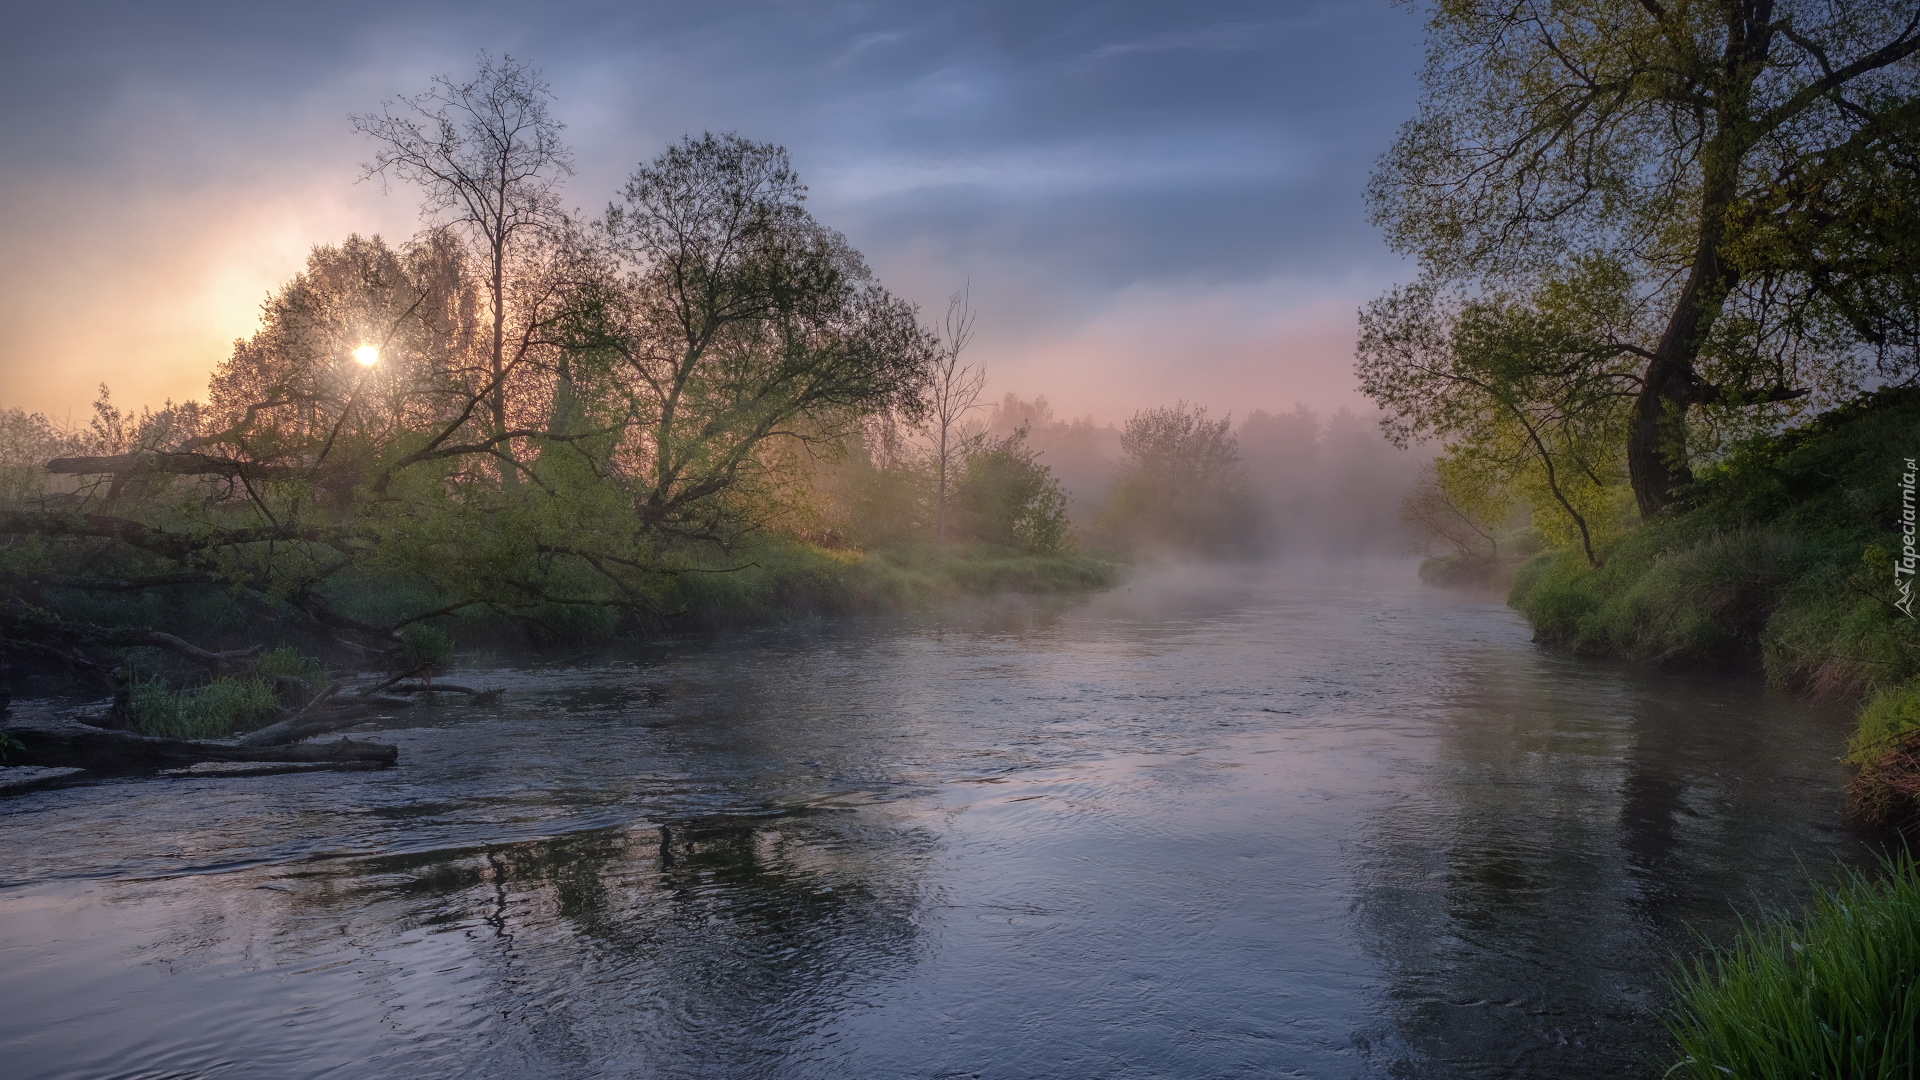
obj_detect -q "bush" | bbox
[398,624,453,671]
[1095,402,1259,557]
[1507,386,1920,822]
[663,540,1120,630]
[952,433,1073,554]
[255,646,331,702]
[1511,387,1920,679]
[1666,859,1920,1080]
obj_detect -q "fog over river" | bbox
[0,563,1883,1079]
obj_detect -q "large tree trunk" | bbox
[1627,353,1701,518]
[1628,147,1745,517]
[1627,7,1773,518]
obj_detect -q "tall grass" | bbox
[128,673,281,740]
[256,645,331,697]
[1667,859,1920,1080]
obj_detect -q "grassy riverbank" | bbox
[1666,858,1920,1079]
[1507,386,1920,822]
[1495,387,1920,1077]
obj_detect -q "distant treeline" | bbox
[975,394,1420,558]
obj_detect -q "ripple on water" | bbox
[0,562,1888,1079]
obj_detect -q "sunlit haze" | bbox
[0,0,1420,426]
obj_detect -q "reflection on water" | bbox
[0,563,1888,1078]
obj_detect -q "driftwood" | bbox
[235,678,499,748]
[2,718,397,770]
[238,696,411,747]
[382,682,501,702]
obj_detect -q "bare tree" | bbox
[352,54,575,458]
[926,288,985,543]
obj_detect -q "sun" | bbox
[352,345,380,367]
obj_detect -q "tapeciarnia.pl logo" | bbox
[1900,456,1918,618]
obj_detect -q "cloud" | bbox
[0,0,1425,426]
[811,127,1306,203]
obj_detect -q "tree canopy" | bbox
[1364,0,1920,519]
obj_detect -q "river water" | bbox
[0,563,1884,1079]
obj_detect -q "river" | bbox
[0,562,1884,1078]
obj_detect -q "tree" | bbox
[926,288,986,543]
[1098,402,1256,555]
[952,430,1072,553]
[353,53,575,464]
[1402,460,1504,562]
[594,133,940,543]
[1359,261,1643,565]
[1369,0,1920,516]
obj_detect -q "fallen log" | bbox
[3,716,397,771]
[381,682,501,703]
[237,697,411,747]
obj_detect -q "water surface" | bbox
[0,563,1880,1078]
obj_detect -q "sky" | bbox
[0,0,1425,428]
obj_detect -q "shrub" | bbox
[255,646,331,702]
[398,624,453,671]
[952,433,1073,554]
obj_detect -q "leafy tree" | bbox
[1368,0,1920,516]
[0,103,941,681]
[1360,260,1642,564]
[593,133,940,544]
[1402,460,1505,561]
[1099,402,1256,555]
[952,430,1072,554]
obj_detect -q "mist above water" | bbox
[987,394,1422,556]
[0,563,1878,1079]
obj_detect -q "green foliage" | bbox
[1367,2,1920,512]
[0,60,1123,688]
[398,624,453,671]
[1097,402,1257,556]
[1514,524,1823,668]
[256,646,329,687]
[1360,265,1641,565]
[255,646,331,705]
[128,673,282,741]
[1666,858,1920,1080]
[951,432,1072,554]
[1513,386,1920,685]
[1848,680,1920,766]
[666,541,1119,630]
[0,731,22,761]
[1509,387,1920,822]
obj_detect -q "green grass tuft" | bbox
[129,673,282,740]
[1667,859,1920,1080]
[255,646,331,699]
[1849,680,1920,765]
